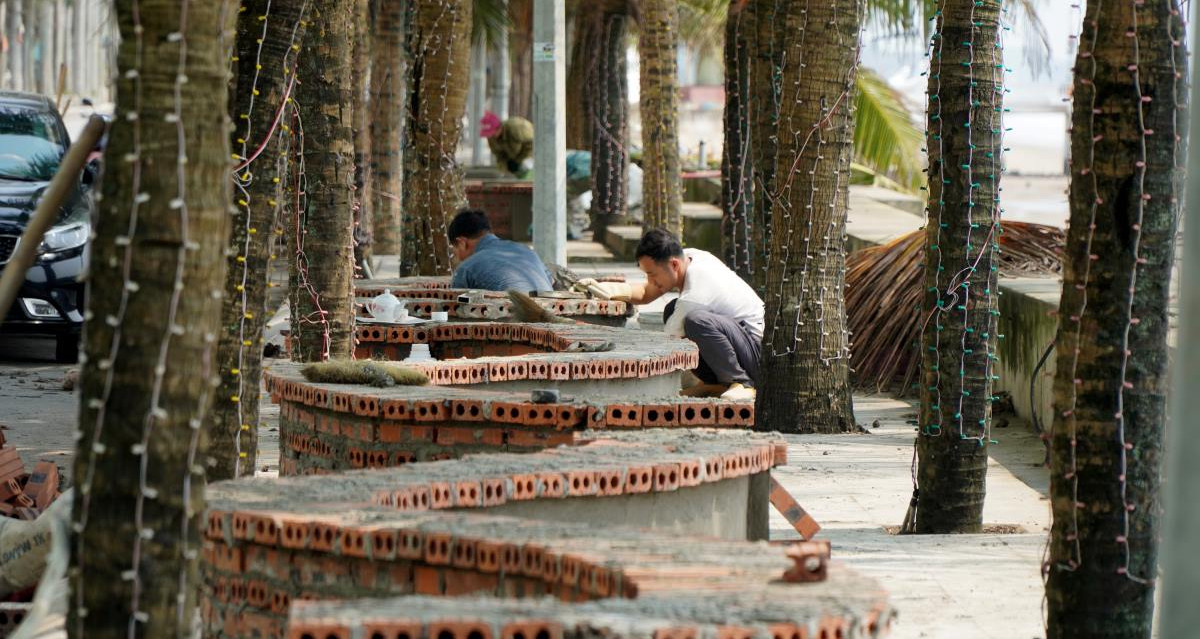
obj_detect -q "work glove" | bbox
[573,278,634,301]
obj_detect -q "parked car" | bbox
[0,91,98,362]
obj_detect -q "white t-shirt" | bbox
[662,249,765,340]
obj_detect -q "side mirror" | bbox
[81,159,100,188]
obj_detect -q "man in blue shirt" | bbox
[449,209,554,292]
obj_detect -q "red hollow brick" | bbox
[642,404,679,428]
[510,474,538,500]
[427,620,493,639]
[287,622,350,639]
[424,532,453,565]
[653,627,698,639]
[430,482,454,509]
[456,480,483,507]
[565,471,598,497]
[482,478,508,507]
[501,621,564,639]
[605,404,642,428]
[595,469,624,496]
[624,466,654,494]
[451,537,478,569]
[653,463,681,492]
[363,621,423,639]
[678,460,703,487]
[537,473,566,498]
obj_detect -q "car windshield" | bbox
[0,109,65,181]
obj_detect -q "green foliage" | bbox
[301,360,430,387]
[472,0,512,47]
[853,68,925,193]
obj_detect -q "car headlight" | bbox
[40,222,89,253]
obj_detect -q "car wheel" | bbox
[56,334,80,364]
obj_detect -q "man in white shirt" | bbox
[577,229,764,401]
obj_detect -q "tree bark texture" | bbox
[721,0,754,281]
[210,0,307,482]
[351,0,372,271]
[368,0,407,257]
[755,0,862,435]
[564,4,594,152]
[637,0,681,235]
[69,1,235,636]
[507,0,532,120]
[588,7,629,226]
[913,0,1004,534]
[289,0,357,362]
[747,0,784,293]
[400,0,471,276]
[1046,1,1185,635]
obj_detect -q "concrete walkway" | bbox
[771,395,1050,639]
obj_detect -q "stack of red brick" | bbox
[0,443,60,521]
[202,431,894,638]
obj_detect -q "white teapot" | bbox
[368,289,401,320]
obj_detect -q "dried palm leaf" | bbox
[848,220,1065,394]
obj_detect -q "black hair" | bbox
[448,209,492,241]
[635,228,684,263]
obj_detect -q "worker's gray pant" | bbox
[664,300,761,386]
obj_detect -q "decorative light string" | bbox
[763,0,861,365]
[723,1,754,277]
[403,1,466,276]
[72,0,147,631]
[227,0,309,476]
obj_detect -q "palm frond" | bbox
[853,68,925,194]
[677,0,728,52]
[847,221,1065,394]
[473,0,512,47]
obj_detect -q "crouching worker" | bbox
[449,209,553,292]
[576,229,763,400]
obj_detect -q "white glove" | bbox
[573,278,634,301]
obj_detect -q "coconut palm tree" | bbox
[755,0,864,434]
[1045,0,1185,634]
[638,0,683,235]
[211,0,308,481]
[400,0,472,276]
[290,0,358,361]
[69,1,235,634]
[368,0,406,257]
[909,0,1005,534]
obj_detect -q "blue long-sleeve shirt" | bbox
[450,234,554,292]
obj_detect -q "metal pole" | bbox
[470,39,488,166]
[531,0,565,265]
[0,116,105,321]
[1161,2,1200,636]
[493,0,510,122]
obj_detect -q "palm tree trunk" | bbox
[588,6,629,231]
[400,0,471,276]
[721,0,753,281]
[755,0,861,435]
[912,0,1004,534]
[1045,0,1185,635]
[68,1,235,635]
[637,0,681,235]
[565,4,594,151]
[210,0,308,482]
[508,0,532,120]
[351,0,373,273]
[747,0,783,293]
[368,0,406,257]
[289,0,357,362]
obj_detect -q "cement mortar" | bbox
[483,474,756,541]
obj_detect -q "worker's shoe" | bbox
[720,383,756,401]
